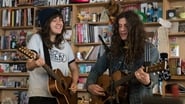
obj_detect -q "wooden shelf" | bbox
[167,0,185,2]
[0,60,26,63]
[120,0,162,5]
[0,49,17,52]
[79,73,89,77]
[0,26,34,30]
[0,72,29,77]
[169,18,185,22]
[144,22,161,26]
[0,87,28,90]
[75,2,108,7]
[36,4,73,8]
[0,6,34,9]
[170,75,185,80]
[169,32,185,37]
[164,93,185,97]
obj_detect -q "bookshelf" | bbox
[162,0,185,98]
[0,48,28,103]
[0,0,185,103]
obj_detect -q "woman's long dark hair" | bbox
[38,12,66,49]
[111,10,147,64]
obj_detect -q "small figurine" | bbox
[19,30,26,46]
[77,11,92,22]
[146,3,154,22]
[105,0,121,24]
[10,31,17,49]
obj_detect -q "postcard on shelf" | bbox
[170,44,179,57]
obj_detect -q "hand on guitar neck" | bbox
[135,66,151,86]
[26,56,45,71]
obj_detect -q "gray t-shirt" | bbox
[27,34,75,97]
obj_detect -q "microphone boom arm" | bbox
[98,35,110,53]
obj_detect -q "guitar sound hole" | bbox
[61,83,66,90]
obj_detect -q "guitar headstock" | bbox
[17,46,37,60]
[145,61,166,73]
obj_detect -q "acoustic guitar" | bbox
[17,46,77,104]
[90,62,166,104]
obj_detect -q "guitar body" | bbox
[48,69,77,104]
[90,74,111,104]
[90,71,127,104]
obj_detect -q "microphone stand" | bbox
[98,35,116,104]
[98,35,110,53]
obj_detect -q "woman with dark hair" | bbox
[86,10,159,104]
[26,8,79,104]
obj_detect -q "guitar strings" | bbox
[144,42,151,67]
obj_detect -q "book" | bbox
[84,46,94,60]
[27,8,33,26]
[88,46,100,60]
[76,23,83,43]
[82,23,89,43]
[2,9,8,26]
[11,9,15,27]
[7,9,11,26]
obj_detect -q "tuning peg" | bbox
[157,71,160,75]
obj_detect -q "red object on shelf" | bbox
[70,0,89,3]
[172,84,179,97]
[0,65,4,73]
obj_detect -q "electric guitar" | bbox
[90,62,166,104]
[17,46,77,104]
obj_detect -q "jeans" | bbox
[28,96,58,104]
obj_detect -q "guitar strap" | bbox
[42,41,53,69]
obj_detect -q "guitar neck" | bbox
[113,61,165,87]
[17,46,62,82]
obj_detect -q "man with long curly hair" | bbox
[86,10,159,104]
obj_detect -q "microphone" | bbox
[98,35,110,53]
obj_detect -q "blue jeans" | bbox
[28,97,57,104]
